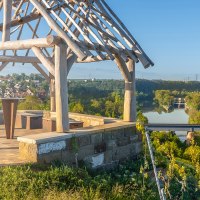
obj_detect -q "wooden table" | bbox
[1,98,24,139]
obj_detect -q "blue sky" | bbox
[2,0,200,80]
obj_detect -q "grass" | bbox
[0,159,159,200]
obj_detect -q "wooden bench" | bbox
[16,113,43,130]
[43,117,83,132]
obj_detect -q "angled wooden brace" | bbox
[0,62,9,71]
[32,63,50,82]
[114,54,132,82]
[32,47,55,76]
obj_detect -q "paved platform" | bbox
[0,125,44,166]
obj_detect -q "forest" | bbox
[15,78,200,121]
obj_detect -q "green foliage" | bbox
[150,131,200,199]
[0,160,160,200]
[185,92,200,111]
[154,90,174,107]
[69,101,84,113]
[18,96,49,110]
[184,140,200,164]
[69,91,123,118]
[185,92,200,124]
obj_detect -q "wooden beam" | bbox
[67,53,77,75]
[32,63,50,82]
[49,73,56,112]
[123,59,136,122]
[0,36,61,51]
[76,55,110,63]
[2,0,12,42]
[0,55,41,63]
[101,0,154,67]
[55,43,69,132]
[0,3,72,31]
[30,0,87,61]
[0,62,9,71]
[32,47,55,76]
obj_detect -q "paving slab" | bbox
[0,125,45,166]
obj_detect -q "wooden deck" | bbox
[0,125,45,166]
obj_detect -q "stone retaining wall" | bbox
[51,112,105,127]
[18,123,142,169]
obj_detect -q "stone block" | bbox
[112,144,135,161]
[130,135,139,143]
[19,142,38,162]
[91,133,103,145]
[61,150,76,165]
[77,144,94,161]
[94,142,106,154]
[38,151,62,164]
[84,153,105,169]
[124,127,136,137]
[117,137,131,146]
[106,139,117,150]
[103,132,112,141]
[111,129,124,139]
[65,138,73,150]
[104,150,113,164]
[38,141,66,155]
[78,135,91,147]
[134,142,143,155]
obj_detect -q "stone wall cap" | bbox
[17,132,72,144]
[73,122,136,136]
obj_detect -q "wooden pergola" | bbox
[0,0,154,132]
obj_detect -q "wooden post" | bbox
[2,99,18,139]
[2,0,12,42]
[123,59,136,122]
[49,73,56,112]
[55,44,69,132]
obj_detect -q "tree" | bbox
[70,102,84,113]
[18,96,43,110]
[154,90,174,107]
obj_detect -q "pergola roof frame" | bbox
[0,0,154,132]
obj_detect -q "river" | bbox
[143,108,189,141]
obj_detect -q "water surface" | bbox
[143,109,189,141]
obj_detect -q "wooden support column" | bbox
[49,73,56,112]
[123,59,136,122]
[55,44,69,132]
[2,0,12,42]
